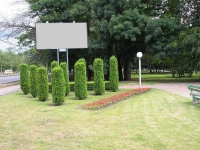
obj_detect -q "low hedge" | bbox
[48,81,110,93]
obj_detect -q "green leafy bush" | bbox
[77,58,86,64]
[109,56,119,92]
[60,62,70,96]
[19,63,30,95]
[93,58,105,95]
[51,67,65,105]
[30,65,38,97]
[87,82,94,91]
[48,81,110,92]
[105,81,110,90]
[37,67,49,101]
[74,59,87,100]
[51,61,58,71]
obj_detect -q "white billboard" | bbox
[36,23,88,49]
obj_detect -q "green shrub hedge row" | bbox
[19,63,30,95]
[48,81,110,93]
[30,65,38,98]
[37,67,49,101]
[51,67,65,105]
[93,58,105,95]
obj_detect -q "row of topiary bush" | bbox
[20,64,49,101]
[20,62,69,105]
[19,56,119,105]
[73,56,119,99]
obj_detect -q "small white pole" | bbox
[137,52,143,89]
[139,58,141,89]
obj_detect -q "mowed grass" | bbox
[130,72,200,84]
[1,89,200,150]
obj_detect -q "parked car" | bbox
[4,70,13,75]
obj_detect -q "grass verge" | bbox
[0,89,200,149]
[131,72,200,83]
[0,81,20,88]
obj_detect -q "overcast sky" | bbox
[0,0,28,51]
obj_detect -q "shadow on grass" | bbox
[17,92,24,95]
[48,103,67,106]
[183,101,200,110]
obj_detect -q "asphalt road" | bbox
[0,75,20,84]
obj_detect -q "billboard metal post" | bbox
[57,49,59,65]
[66,49,69,82]
[59,49,69,82]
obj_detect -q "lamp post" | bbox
[137,52,143,89]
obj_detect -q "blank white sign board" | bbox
[36,23,88,49]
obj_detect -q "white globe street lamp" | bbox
[137,52,143,89]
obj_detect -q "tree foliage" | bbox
[0,49,24,72]
[2,0,200,79]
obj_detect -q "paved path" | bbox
[0,85,20,96]
[120,82,200,98]
[0,83,200,98]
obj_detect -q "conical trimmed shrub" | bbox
[19,63,30,95]
[52,67,65,105]
[51,61,58,71]
[109,56,119,92]
[30,65,38,97]
[74,59,87,100]
[93,58,105,95]
[37,67,49,101]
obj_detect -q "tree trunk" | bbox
[123,62,131,81]
[117,56,123,81]
[87,67,92,81]
[149,65,152,73]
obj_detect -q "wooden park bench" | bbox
[187,84,200,104]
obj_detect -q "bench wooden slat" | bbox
[187,84,200,104]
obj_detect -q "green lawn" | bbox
[131,72,200,83]
[0,89,200,150]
